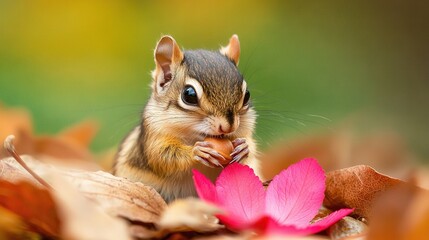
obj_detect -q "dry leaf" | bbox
[59,169,167,225]
[0,156,167,238]
[324,165,403,219]
[0,103,99,169]
[0,157,40,185]
[1,156,167,223]
[159,198,223,232]
[367,182,429,240]
[33,120,99,167]
[44,170,131,240]
[0,179,61,237]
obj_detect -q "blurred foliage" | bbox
[0,0,428,159]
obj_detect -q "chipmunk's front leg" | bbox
[230,138,249,163]
[193,141,225,168]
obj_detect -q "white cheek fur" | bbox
[242,80,247,93]
[241,80,250,110]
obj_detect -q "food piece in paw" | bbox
[204,137,233,166]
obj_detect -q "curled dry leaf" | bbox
[159,198,223,232]
[59,169,167,225]
[324,165,403,219]
[0,156,168,239]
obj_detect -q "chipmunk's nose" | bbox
[218,124,233,134]
[216,118,238,134]
[214,111,239,135]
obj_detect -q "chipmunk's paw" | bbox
[230,138,249,163]
[193,142,225,168]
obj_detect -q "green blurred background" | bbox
[0,0,428,159]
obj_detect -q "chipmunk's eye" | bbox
[182,85,198,105]
[243,90,250,106]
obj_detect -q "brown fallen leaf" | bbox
[44,170,131,240]
[367,182,429,240]
[0,157,136,239]
[0,103,99,169]
[324,165,403,219]
[33,120,99,166]
[126,198,225,239]
[0,179,61,237]
[0,156,168,238]
[0,156,39,185]
[1,156,167,220]
[59,169,167,225]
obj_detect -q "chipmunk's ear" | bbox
[220,34,240,65]
[153,35,184,93]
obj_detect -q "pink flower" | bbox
[192,158,353,235]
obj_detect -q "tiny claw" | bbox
[230,148,249,164]
[209,150,226,161]
[210,157,223,168]
[230,142,248,157]
[194,156,213,168]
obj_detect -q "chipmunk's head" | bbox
[148,35,256,139]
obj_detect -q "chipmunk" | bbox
[113,35,259,202]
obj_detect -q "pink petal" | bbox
[266,158,326,227]
[251,216,305,235]
[215,163,265,224]
[192,169,217,204]
[250,208,353,236]
[308,208,354,231]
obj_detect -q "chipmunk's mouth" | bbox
[199,133,228,139]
